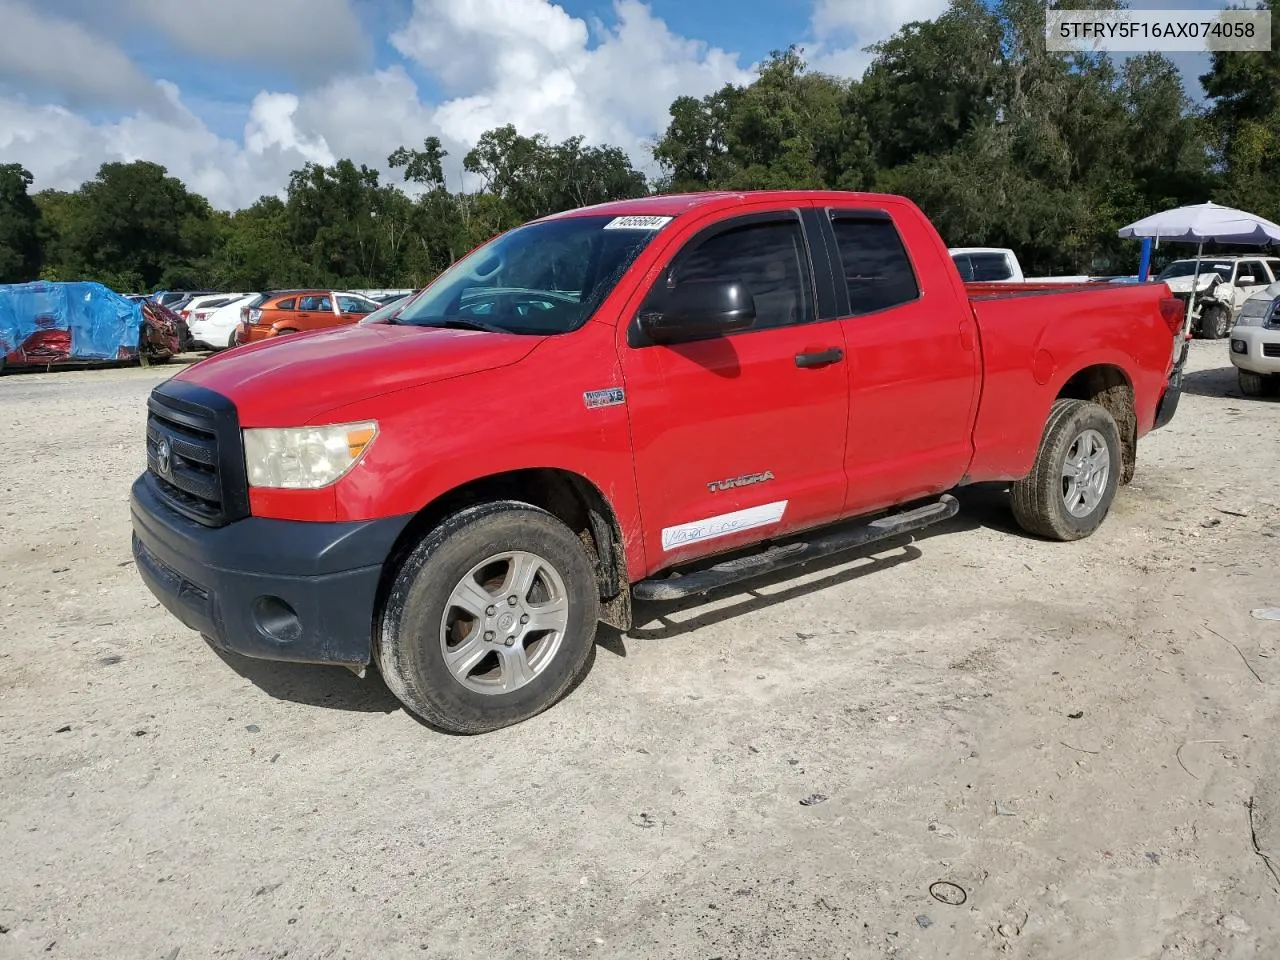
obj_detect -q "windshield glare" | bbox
[1157,260,1233,280]
[394,215,665,335]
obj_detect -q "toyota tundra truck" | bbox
[130,191,1187,733]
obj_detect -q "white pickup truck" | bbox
[948,247,1093,285]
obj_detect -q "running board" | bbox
[632,495,959,602]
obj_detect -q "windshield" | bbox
[1157,260,1233,280]
[394,215,668,335]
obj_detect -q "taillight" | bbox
[180,310,190,320]
[249,308,262,324]
[1158,297,1185,336]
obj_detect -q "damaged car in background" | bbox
[0,281,184,372]
[1156,256,1280,339]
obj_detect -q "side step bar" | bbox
[632,494,959,602]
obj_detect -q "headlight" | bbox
[1235,297,1279,328]
[243,421,378,489]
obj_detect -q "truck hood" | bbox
[175,322,543,426]
[1163,274,1221,294]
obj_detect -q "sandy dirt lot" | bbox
[2,340,1279,960]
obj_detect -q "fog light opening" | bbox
[1231,339,1248,354]
[253,596,302,644]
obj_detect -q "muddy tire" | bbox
[375,501,599,734]
[1011,399,1121,541]
[1199,304,1230,340]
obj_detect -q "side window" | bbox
[1238,261,1266,286]
[338,295,374,314]
[968,252,1014,282]
[952,254,975,282]
[276,298,296,311]
[650,218,814,332]
[297,296,320,311]
[1267,259,1280,281]
[317,296,333,312]
[830,216,920,314]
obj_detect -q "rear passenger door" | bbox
[816,206,981,515]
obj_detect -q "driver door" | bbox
[620,208,850,571]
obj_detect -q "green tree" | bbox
[0,163,43,283]
[42,161,217,291]
[1201,0,1280,218]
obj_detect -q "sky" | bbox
[0,0,1227,210]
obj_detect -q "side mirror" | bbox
[1239,275,1257,285]
[637,279,756,345]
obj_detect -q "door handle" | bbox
[794,347,844,368]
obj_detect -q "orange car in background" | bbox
[234,290,381,344]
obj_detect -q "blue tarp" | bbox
[0,281,142,360]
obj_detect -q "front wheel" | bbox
[1199,304,1230,339]
[376,501,600,734]
[1239,369,1277,398]
[1011,399,1121,541]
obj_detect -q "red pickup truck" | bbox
[130,191,1186,733]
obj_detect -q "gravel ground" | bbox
[2,341,1279,960]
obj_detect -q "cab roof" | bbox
[543,190,909,222]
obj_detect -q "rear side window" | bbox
[1267,259,1280,280]
[275,298,296,310]
[968,252,1014,282]
[830,216,920,314]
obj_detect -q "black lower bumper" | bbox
[1153,341,1187,430]
[130,474,412,665]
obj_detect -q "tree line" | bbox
[0,0,1275,291]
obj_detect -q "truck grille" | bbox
[1264,343,1280,358]
[145,384,249,527]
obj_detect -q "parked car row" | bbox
[132,289,415,351]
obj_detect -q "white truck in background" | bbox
[949,247,1093,285]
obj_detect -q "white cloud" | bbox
[0,0,173,115]
[125,0,371,81]
[808,0,949,77]
[0,0,942,210]
[397,0,753,158]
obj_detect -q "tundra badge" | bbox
[707,470,775,493]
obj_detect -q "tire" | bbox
[1239,368,1270,398]
[1199,305,1229,340]
[376,501,600,734]
[1011,399,1122,541]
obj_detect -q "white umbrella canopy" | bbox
[1118,201,1280,245]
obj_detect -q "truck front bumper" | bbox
[130,474,412,665]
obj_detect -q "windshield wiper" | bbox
[416,317,511,335]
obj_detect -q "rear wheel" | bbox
[376,501,600,734]
[1011,399,1121,541]
[1199,304,1230,339]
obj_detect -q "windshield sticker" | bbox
[603,215,673,231]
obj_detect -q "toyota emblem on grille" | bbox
[156,436,173,477]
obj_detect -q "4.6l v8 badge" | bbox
[707,470,775,493]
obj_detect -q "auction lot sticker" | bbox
[1047,8,1271,52]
